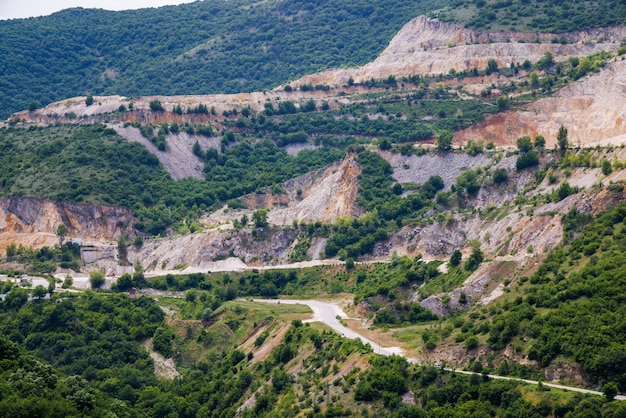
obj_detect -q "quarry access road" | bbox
[253,298,626,401]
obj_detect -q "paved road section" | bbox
[252,298,625,401]
[252,299,404,356]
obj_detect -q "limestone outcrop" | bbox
[0,197,134,253]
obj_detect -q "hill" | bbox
[2,0,625,119]
[3,4,626,415]
[0,0,448,118]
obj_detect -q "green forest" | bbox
[3,274,626,417]
[0,0,448,118]
[1,0,624,118]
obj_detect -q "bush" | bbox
[149,100,164,112]
[464,246,483,272]
[465,335,479,350]
[516,151,538,170]
[152,326,174,358]
[89,270,105,289]
[450,250,462,267]
[517,136,532,153]
[493,168,508,183]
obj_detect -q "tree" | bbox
[6,243,17,257]
[152,326,174,358]
[28,101,39,112]
[516,151,539,170]
[450,250,462,267]
[149,100,164,112]
[89,270,105,289]
[32,285,47,299]
[493,168,508,183]
[464,244,484,271]
[497,96,510,111]
[486,59,498,74]
[192,140,203,159]
[534,135,546,149]
[345,257,355,270]
[436,130,453,151]
[538,51,554,70]
[557,125,568,156]
[56,224,68,247]
[252,209,268,228]
[115,274,133,292]
[458,291,467,304]
[602,159,613,176]
[517,136,533,153]
[85,94,94,106]
[465,335,478,350]
[530,72,539,88]
[62,275,73,289]
[117,236,129,265]
[202,308,213,322]
[603,382,619,401]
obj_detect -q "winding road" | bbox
[253,298,626,401]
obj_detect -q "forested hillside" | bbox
[2,281,625,416]
[2,0,626,414]
[0,124,343,235]
[0,0,448,118]
[2,0,625,119]
[442,0,626,31]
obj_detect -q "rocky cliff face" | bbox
[294,16,626,85]
[0,197,134,253]
[128,227,299,274]
[456,59,626,148]
[268,154,364,225]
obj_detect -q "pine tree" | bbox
[557,125,568,156]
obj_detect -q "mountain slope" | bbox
[0,0,449,118]
[456,58,626,147]
[295,16,626,85]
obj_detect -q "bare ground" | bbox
[143,338,181,380]
[112,125,218,180]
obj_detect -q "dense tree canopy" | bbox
[0,0,449,118]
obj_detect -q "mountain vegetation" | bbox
[1,0,624,118]
[441,0,626,32]
[0,0,449,118]
[2,0,626,415]
[2,284,626,416]
[0,124,342,235]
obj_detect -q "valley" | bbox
[2,2,626,417]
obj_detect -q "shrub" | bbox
[493,168,508,183]
[516,151,539,170]
[450,249,462,267]
[149,100,164,111]
[89,270,105,289]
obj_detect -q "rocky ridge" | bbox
[0,197,133,253]
[2,15,626,300]
[456,58,626,147]
[293,16,626,85]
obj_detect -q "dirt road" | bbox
[253,298,625,401]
